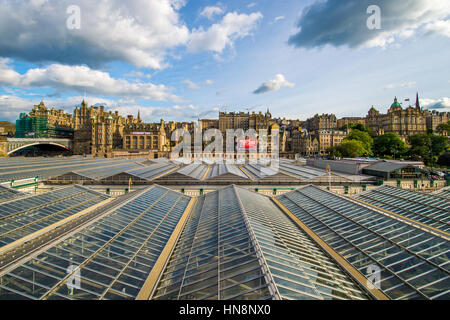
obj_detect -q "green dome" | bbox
[391,97,401,108]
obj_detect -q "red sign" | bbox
[238,139,257,150]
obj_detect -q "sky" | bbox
[0,0,449,123]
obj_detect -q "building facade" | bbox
[218,110,272,132]
[426,111,450,134]
[305,114,337,132]
[73,101,128,156]
[337,117,366,129]
[16,101,74,139]
[365,96,428,139]
[292,129,347,156]
[122,120,168,152]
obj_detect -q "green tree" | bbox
[437,152,450,167]
[327,146,341,158]
[339,123,371,134]
[343,129,373,155]
[373,133,408,159]
[436,121,450,134]
[335,140,366,158]
[408,134,449,166]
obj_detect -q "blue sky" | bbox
[0,0,449,123]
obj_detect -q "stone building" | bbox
[73,101,130,156]
[292,129,347,157]
[218,109,272,132]
[365,96,428,139]
[122,119,168,152]
[427,110,450,134]
[29,101,73,129]
[15,101,74,139]
[305,114,337,132]
[337,117,366,129]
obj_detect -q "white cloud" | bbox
[421,97,450,111]
[383,81,417,90]
[424,20,450,37]
[205,80,214,85]
[200,6,224,20]
[188,12,263,53]
[181,79,201,90]
[247,3,257,9]
[0,0,190,69]
[125,71,151,79]
[172,104,197,110]
[273,16,285,23]
[0,58,21,86]
[0,62,182,102]
[253,74,295,94]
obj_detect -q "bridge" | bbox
[6,138,72,155]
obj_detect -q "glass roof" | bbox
[0,185,191,300]
[206,164,249,181]
[277,185,450,300]
[278,163,325,181]
[0,185,110,248]
[100,162,177,182]
[0,157,145,182]
[0,185,24,204]
[353,185,450,233]
[152,186,369,300]
[432,187,450,200]
[177,163,209,181]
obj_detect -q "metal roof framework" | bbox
[148,186,371,300]
[0,185,24,204]
[0,186,110,249]
[353,185,450,233]
[276,185,450,300]
[0,183,447,300]
[0,185,191,300]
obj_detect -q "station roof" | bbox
[0,185,109,249]
[276,185,449,300]
[205,164,249,182]
[100,162,177,183]
[0,185,191,300]
[0,157,148,182]
[0,180,447,300]
[241,163,299,183]
[278,163,326,181]
[353,185,450,233]
[151,185,369,300]
[433,187,450,200]
[0,185,24,203]
[363,161,421,173]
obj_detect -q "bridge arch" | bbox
[7,142,70,155]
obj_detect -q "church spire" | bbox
[137,109,141,121]
[415,92,420,110]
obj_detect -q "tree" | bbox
[408,134,449,166]
[339,123,371,134]
[344,129,373,155]
[437,152,450,167]
[373,133,408,158]
[335,140,366,158]
[436,121,450,134]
